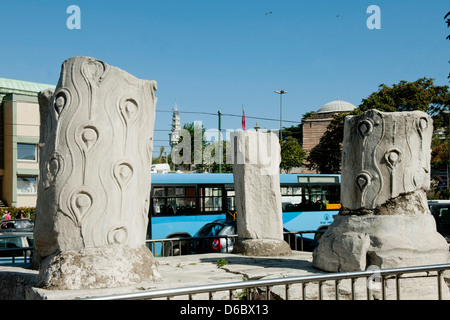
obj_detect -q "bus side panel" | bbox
[282,211,338,239]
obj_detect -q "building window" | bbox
[17,144,37,161]
[17,176,37,194]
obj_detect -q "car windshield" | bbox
[195,223,224,237]
[0,236,23,248]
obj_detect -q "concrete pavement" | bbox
[1,251,449,300]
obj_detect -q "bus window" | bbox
[227,189,236,211]
[310,185,340,210]
[151,186,197,216]
[281,185,309,212]
[199,186,223,212]
[282,183,340,211]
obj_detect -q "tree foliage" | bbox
[306,77,450,173]
[280,136,306,173]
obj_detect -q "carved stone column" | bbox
[313,110,449,272]
[34,57,160,289]
[231,130,291,256]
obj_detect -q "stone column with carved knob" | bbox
[313,110,449,272]
[33,56,160,290]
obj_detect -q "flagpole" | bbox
[242,105,245,131]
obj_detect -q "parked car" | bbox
[0,219,34,233]
[190,220,237,254]
[0,232,34,263]
[283,228,319,252]
[428,200,450,243]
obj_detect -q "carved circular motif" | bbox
[80,126,99,151]
[113,161,134,190]
[53,88,71,116]
[69,189,95,225]
[357,119,374,140]
[119,97,139,124]
[384,148,402,169]
[107,225,128,245]
[355,171,372,193]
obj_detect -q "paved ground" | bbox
[22,251,450,300]
[27,251,321,299]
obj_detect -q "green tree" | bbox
[280,137,306,173]
[445,11,450,79]
[306,77,450,173]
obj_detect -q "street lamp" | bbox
[274,90,287,141]
[444,110,450,189]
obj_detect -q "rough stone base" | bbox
[313,214,450,272]
[233,239,292,256]
[36,245,160,290]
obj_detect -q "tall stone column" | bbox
[313,110,449,272]
[231,130,291,256]
[34,56,160,289]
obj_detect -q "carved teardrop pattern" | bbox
[43,152,64,189]
[355,171,372,194]
[81,126,99,152]
[416,117,428,137]
[357,119,374,140]
[119,98,139,125]
[70,190,94,225]
[384,148,402,170]
[53,88,71,117]
[113,161,133,190]
[107,225,128,245]
[81,58,107,86]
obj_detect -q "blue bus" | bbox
[148,173,341,254]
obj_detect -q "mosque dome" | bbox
[317,99,356,113]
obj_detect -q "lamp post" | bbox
[445,110,450,189]
[218,110,222,173]
[274,90,287,141]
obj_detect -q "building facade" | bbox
[0,78,54,207]
[302,99,356,173]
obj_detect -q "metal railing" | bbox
[146,235,238,257]
[0,247,33,263]
[146,231,323,257]
[85,263,450,300]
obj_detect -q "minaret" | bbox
[169,100,181,149]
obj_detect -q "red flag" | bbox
[241,107,246,130]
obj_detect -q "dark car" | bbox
[428,200,450,243]
[0,232,34,264]
[0,219,34,233]
[190,220,237,254]
[283,228,319,252]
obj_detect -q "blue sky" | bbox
[1,0,449,154]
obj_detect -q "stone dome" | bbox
[317,99,356,113]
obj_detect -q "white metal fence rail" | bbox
[84,263,450,300]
